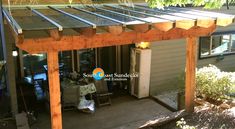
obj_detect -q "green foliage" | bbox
[176,118,196,129]
[176,65,235,100]
[146,0,235,9]
[196,65,235,101]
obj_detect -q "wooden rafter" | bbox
[48,29,62,41]
[153,22,174,31]
[128,24,151,33]
[105,25,123,35]
[74,28,96,37]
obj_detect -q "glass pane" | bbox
[59,51,72,73]
[125,6,185,21]
[211,35,229,55]
[36,9,90,29]
[200,37,211,56]
[23,51,47,76]
[101,6,165,23]
[61,8,120,27]
[231,35,235,52]
[79,49,95,73]
[11,9,57,31]
[83,7,144,25]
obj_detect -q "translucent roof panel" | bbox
[100,6,168,23]
[35,9,90,29]
[120,6,191,21]
[60,8,120,27]
[3,4,234,34]
[85,7,145,25]
[9,9,57,31]
[136,5,209,20]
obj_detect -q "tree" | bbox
[146,0,235,9]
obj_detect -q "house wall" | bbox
[193,6,235,72]
[149,6,235,95]
[150,39,186,95]
[150,40,235,95]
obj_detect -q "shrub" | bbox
[196,65,235,101]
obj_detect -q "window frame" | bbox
[199,34,235,59]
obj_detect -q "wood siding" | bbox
[150,40,235,95]
[150,39,186,95]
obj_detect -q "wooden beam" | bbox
[16,25,216,54]
[106,26,123,35]
[15,34,24,44]
[176,20,195,30]
[197,19,215,28]
[48,29,62,41]
[185,37,197,113]
[216,18,234,26]
[74,28,96,37]
[127,24,150,33]
[98,26,123,35]
[153,22,174,32]
[47,51,62,129]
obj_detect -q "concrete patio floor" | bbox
[31,95,171,129]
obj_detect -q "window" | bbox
[199,34,235,58]
[23,51,73,76]
[23,51,47,75]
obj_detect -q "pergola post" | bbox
[47,51,62,129]
[185,37,197,113]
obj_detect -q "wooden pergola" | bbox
[2,3,235,129]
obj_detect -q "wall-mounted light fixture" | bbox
[135,42,150,49]
[12,49,18,57]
